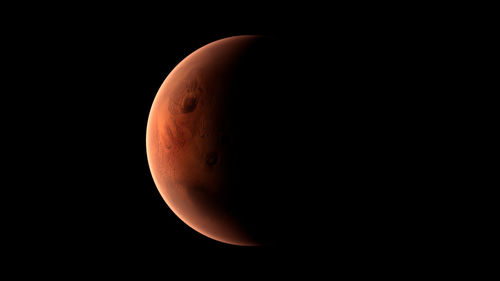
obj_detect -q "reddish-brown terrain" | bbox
[147,36,286,245]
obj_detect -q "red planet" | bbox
[146,35,295,246]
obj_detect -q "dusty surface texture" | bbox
[146,36,293,245]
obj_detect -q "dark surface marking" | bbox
[166,123,185,148]
[206,152,218,166]
[181,95,197,113]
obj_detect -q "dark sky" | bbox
[3,5,457,275]
[5,11,319,270]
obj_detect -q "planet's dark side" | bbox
[145,33,430,248]
[2,8,454,273]
[146,35,298,246]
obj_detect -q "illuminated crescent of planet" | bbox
[146,35,288,246]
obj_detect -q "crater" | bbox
[206,152,218,166]
[181,95,198,113]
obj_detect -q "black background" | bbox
[3,4,463,276]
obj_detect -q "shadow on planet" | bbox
[146,35,304,246]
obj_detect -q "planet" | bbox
[146,35,299,246]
